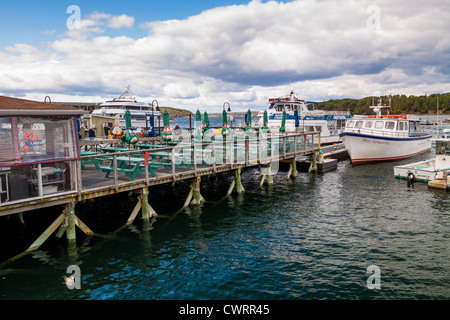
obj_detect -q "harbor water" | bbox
[0,117,449,301]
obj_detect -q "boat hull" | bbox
[340,132,432,164]
[393,158,443,182]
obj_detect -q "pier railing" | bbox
[0,131,319,214]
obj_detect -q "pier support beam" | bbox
[260,163,273,187]
[183,188,194,208]
[267,163,273,185]
[235,168,245,194]
[66,202,76,244]
[141,186,157,220]
[28,213,66,252]
[292,158,298,178]
[286,158,298,180]
[126,187,157,225]
[190,177,205,206]
[308,152,318,173]
[226,179,236,197]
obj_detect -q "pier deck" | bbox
[0,132,320,216]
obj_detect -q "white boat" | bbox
[254,91,351,145]
[91,86,161,130]
[393,129,450,182]
[340,98,432,165]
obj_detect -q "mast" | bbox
[437,97,439,138]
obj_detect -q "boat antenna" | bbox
[370,96,388,118]
[437,97,439,138]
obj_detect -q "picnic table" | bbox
[80,151,102,169]
[137,144,167,149]
[99,156,159,181]
[145,151,192,171]
[99,147,133,153]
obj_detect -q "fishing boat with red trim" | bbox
[340,97,432,165]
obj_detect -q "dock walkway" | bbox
[0,132,320,216]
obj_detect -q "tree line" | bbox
[316,92,450,115]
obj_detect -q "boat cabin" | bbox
[345,116,424,138]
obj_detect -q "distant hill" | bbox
[159,106,193,117]
[317,92,450,115]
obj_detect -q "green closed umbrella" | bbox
[222,109,231,137]
[194,109,203,140]
[121,109,139,145]
[202,111,210,134]
[279,109,286,132]
[161,109,174,142]
[245,109,254,135]
[262,110,270,133]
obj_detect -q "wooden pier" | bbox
[0,132,320,267]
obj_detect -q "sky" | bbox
[0,0,449,112]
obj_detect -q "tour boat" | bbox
[340,98,432,165]
[254,91,352,145]
[90,86,161,130]
[393,129,450,182]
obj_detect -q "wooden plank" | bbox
[26,213,65,251]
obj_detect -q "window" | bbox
[0,117,15,165]
[399,122,403,130]
[365,121,373,128]
[403,122,408,130]
[375,121,383,129]
[355,121,364,128]
[9,117,78,164]
[347,121,354,128]
[385,121,395,130]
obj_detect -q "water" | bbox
[1,120,450,301]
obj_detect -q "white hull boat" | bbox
[91,86,161,130]
[255,91,351,145]
[393,130,450,182]
[340,98,432,164]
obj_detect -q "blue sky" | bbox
[0,0,257,48]
[0,0,449,112]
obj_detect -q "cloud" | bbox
[108,14,135,29]
[0,0,449,112]
[64,12,135,39]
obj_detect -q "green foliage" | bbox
[159,107,193,117]
[317,93,450,115]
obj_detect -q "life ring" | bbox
[407,172,415,182]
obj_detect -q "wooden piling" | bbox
[183,187,194,208]
[66,202,76,244]
[288,158,298,179]
[227,179,236,196]
[28,213,66,252]
[127,198,142,225]
[309,152,318,173]
[235,168,245,194]
[191,177,205,205]
[259,171,266,188]
[141,186,151,220]
[267,163,273,185]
